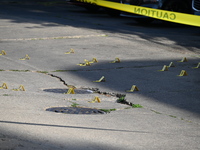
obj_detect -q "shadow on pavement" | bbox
[0,120,149,133]
[56,59,200,115]
[0,0,199,53]
[0,1,200,149]
[0,1,199,114]
[0,127,124,150]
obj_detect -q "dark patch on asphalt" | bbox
[46,107,106,114]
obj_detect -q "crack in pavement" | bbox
[0,69,126,99]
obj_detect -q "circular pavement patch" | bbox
[46,107,106,114]
[43,88,93,94]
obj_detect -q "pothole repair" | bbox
[43,88,93,94]
[46,107,106,114]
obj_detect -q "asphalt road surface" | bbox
[0,1,200,150]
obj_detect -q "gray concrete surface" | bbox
[0,1,200,149]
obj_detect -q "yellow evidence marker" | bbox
[177,70,188,76]
[177,57,188,62]
[88,97,101,103]
[13,85,25,91]
[158,65,169,71]
[0,83,8,89]
[93,76,106,82]
[193,62,200,69]
[89,58,98,63]
[0,50,6,55]
[64,88,75,94]
[77,59,91,66]
[168,62,175,67]
[65,48,74,54]
[20,54,30,60]
[126,85,139,92]
[110,58,120,63]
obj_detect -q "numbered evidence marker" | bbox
[177,57,188,62]
[64,88,75,94]
[110,58,120,63]
[88,96,101,103]
[0,83,8,89]
[158,65,169,71]
[89,58,98,63]
[93,76,106,82]
[12,85,25,91]
[193,62,200,69]
[77,59,91,66]
[20,54,30,60]
[177,70,188,76]
[65,48,74,54]
[0,50,6,55]
[168,62,175,67]
[126,85,139,92]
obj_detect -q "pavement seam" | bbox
[0,34,107,41]
[149,108,200,125]
[0,69,126,99]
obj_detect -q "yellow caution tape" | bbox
[77,0,200,27]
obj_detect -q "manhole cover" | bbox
[46,107,106,114]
